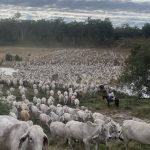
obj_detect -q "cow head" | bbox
[91,123,111,145]
[101,124,111,141]
[108,120,121,139]
[18,125,48,150]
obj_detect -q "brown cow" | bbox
[20,110,30,121]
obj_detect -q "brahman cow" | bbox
[0,115,48,150]
[65,120,111,150]
[121,120,150,150]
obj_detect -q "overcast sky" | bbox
[0,0,150,27]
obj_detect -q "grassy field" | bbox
[80,94,150,120]
[48,141,150,150]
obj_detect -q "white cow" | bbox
[41,97,47,104]
[92,113,111,123]
[9,112,17,119]
[65,120,111,150]
[0,115,48,150]
[95,118,121,139]
[92,112,106,121]
[77,110,92,122]
[30,105,40,118]
[49,111,60,122]
[39,104,49,114]
[39,113,51,127]
[47,98,54,106]
[50,121,66,139]
[122,120,150,150]
[74,98,80,107]
[60,113,77,123]
[50,90,54,96]
[58,93,64,103]
[49,104,57,113]
[56,105,64,116]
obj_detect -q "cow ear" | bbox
[18,131,29,149]
[43,135,49,150]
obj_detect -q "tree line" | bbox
[0,17,150,46]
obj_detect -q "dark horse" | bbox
[102,95,119,107]
[99,85,119,107]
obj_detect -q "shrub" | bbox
[5,53,13,61]
[14,54,22,61]
[121,44,150,90]
[5,53,22,61]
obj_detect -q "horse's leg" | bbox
[115,98,119,107]
[107,99,110,107]
[102,96,105,100]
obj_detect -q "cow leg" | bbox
[107,99,110,107]
[68,138,74,150]
[95,142,99,150]
[64,138,68,145]
[125,141,129,150]
[123,136,129,150]
[83,139,90,150]
[40,121,43,128]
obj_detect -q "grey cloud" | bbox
[0,0,150,12]
[0,0,149,27]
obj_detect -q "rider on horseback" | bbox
[99,85,107,100]
[99,85,119,107]
[108,87,115,102]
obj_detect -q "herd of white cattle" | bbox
[2,49,126,94]
[0,80,149,150]
[0,49,149,150]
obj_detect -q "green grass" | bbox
[0,101,10,115]
[117,38,150,49]
[80,93,150,120]
[48,140,150,150]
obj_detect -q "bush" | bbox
[5,53,22,61]
[14,54,22,61]
[5,53,13,61]
[0,101,10,115]
[121,44,150,90]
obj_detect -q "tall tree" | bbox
[122,45,150,90]
[142,23,150,38]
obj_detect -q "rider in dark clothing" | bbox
[99,85,107,100]
[99,85,119,107]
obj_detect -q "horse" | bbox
[102,95,119,107]
[99,85,119,107]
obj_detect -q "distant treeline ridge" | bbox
[0,18,150,46]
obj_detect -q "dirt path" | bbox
[102,110,150,124]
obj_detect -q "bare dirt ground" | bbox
[0,46,57,59]
[0,46,129,60]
